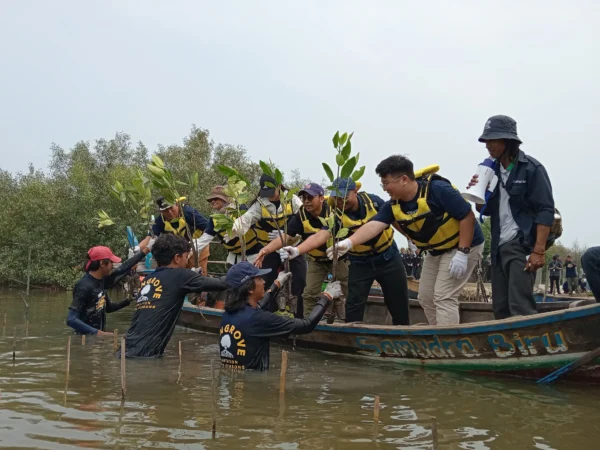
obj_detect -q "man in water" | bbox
[219,261,341,370]
[468,115,555,319]
[123,234,228,357]
[67,242,153,336]
[329,156,484,326]
[137,197,210,275]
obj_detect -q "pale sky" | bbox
[1,1,598,248]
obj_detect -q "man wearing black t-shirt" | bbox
[219,261,341,370]
[123,234,228,358]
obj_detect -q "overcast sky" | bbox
[1,1,598,248]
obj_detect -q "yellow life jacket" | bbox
[338,192,394,257]
[162,215,203,239]
[215,226,259,255]
[255,201,295,246]
[391,173,460,252]
[299,203,331,261]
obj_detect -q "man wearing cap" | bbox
[253,182,348,320]
[123,234,229,358]
[329,156,484,326]
[193,186,263,267]
[564,255,578,296]
[138,197,210,275]
[67,241,154,336]
[277,177,410,325]
[219,261,341,370]
[231,173,306,316]
[467,115,555,319]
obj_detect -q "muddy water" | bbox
[1,291,599,449]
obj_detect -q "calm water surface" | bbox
[1,291,599,449]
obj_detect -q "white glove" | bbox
[147,238,156,251]
[277,248,288,262]
[324,281,343,299]
[191,267,202,274]
[275,271,292,287]
[268,230,283,242]
[281,246,300,261]
[128,246,138,258]
[448,251,469,279]
[326,238,353,260]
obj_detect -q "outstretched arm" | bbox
[348,221,388,247]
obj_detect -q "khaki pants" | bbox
[304,258,349,317]
[418,243,483,326]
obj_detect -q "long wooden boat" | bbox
[178,298,600,382]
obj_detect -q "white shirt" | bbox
[232,194,303,237]
[498,164,520,246]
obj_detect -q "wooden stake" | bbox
[3,313,6,326]
[179,341,182,363]
[373,395,380,423]
[279,350,288,395]
[431,416,439,449]
[120,338,126,398]
[177,341,183,383]
[113,329,118,352]
[211,359,216,438]
[25,321,29,338]
[12,327,17,361]
[66,336,71,381]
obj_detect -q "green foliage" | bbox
[0,127,264,289]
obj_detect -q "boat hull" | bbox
[178,303,600,382]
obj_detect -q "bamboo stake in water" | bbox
[113,329,118,352]
[211,359,217,438]
[25,320,29,338]
[66,336,71,382]
[121,338,126,398]
[431,416,439,449]
[82,334,86,345]
[12,327,17,361]
[3,313,6,326]
[177,341,183,383]
[373,395,380,423]
[279,350,288,395]
[179,341,182,363]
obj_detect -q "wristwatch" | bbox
[457,247,471,254]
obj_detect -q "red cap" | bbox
[86,246,121,270]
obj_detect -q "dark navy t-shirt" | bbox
[565,261,577,278]
[372,180,484,247]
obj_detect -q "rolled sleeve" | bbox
[529,166,555,226]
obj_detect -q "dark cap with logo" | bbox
[156,197,173,211]
[298,183,325,197]
[259,174,277,198]
[330,177,356,198]
[478,115,522,143]
[226,261,272,288]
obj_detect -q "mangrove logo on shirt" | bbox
[96,292,106,311]
[219,324,246,367]
[136,276,163,310]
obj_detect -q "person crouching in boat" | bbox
[252,182,348,322]
[219,261,341,370]
[192,186,263,267]
[231,173,306,318]
[122,234,228,358]
[67,241,153,336]
[328,156,484,326]
[137,197,210,275]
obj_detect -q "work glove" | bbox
[275,271,292,288]
[280,246,300,261]
[191,267,202,275]
[326,239,353,260]
[128,247,138,258]
[232,219,243,236]
[324,281,343,299]
[448,251,469,279]
[268,230,284,242]
[147,238,156,251]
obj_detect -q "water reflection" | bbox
[1,291,600,449]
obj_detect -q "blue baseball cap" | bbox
[298,183,325,197]
[226,261,272,288]
[330,177,356,198]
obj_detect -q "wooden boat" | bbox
[178,298,600,382]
